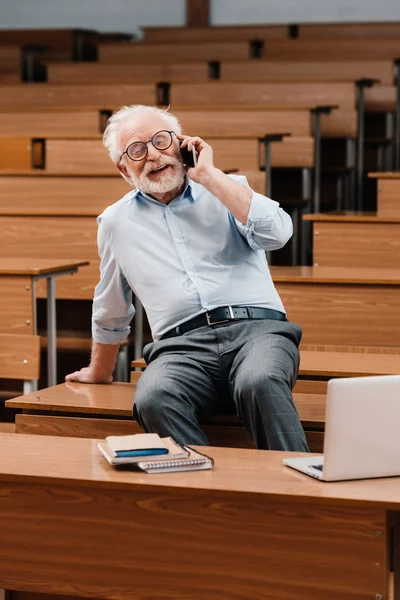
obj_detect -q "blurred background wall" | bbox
[1,0,400,33]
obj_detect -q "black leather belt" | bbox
[161,306,286,340]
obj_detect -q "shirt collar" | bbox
[133,177,198,205]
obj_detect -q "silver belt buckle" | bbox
[206,306,235,326]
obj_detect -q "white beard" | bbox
[131,156,186,195]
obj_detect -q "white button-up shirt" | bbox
[92,175,292,343]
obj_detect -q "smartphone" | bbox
[179,141,197,168]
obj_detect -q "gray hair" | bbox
[103,105,182,164]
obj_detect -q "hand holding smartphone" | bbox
[179,141,197,168]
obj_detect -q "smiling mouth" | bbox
[149,165,170,176]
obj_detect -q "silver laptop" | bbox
[283,375,400,481]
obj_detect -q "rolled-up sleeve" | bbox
[92,215,135,344]
[232,176,293,251]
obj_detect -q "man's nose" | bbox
[147,144,162,161]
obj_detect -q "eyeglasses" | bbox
[119,130,175,163]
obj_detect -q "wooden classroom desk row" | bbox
[46,58,395,85]
[141,21,400,43]
[98,37,400,63]
[0,107,313,137]
[0,432,398,600]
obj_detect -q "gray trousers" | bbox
[133,319,309,452]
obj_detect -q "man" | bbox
[66,104,308,452]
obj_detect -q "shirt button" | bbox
[188,271,194,276]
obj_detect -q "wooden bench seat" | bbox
[40,136,314,173]
[259,38,400,61]
[0,84,155,109]
[142,22,400,43]
[271,266,400,347]
[369,172,400,218]
[0,109,104,136]
[6,382,326,452]
[170,81,357,138]
[98,41,253,63]
[303,211,400,268]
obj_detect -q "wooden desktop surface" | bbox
[5,383,326,426]
[0,433,396,599]
[132,349,400,377]
[270,265,400,285]
[369,172,400,179]
[303,210,400,223]
[0,258,89,275]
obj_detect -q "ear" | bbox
[117,162,129,178]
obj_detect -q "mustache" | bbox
[144,156,180,176]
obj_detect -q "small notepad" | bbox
[138,447,214,474]
[98,436,189,465]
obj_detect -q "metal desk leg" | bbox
[134,296,144,361]
[47,276,57,386]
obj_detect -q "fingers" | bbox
[178,134,208,152]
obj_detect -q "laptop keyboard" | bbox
[313,464,324,471]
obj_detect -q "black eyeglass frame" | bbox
[119,130,176,163]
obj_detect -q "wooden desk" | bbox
[1,259,89,387]
[132,348,400,379]
[271,266,400,347]
[6,383,326,452]
[369,172,400,218]
[0,433,397,599]
[303,211,400,268]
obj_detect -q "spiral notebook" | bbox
[137,446,214,474]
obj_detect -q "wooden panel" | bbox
[305,431,324,453]
[15,414,143,437]
[270,265,400,284]
[293,379,327,394]
[142,24,288,43]
[300,21,400,39]
[47,62,210,84]
[0,334,40,380]
[0,276,33,334]
[0,84,155,109]
[303,211,400,223]
[0,111,100,136]
[378,178,400,217]
[221,60,393,85]
[0,217,98,300]
[276,282,400,347]
[175,108,311,137]
[312,222,400,268]
[99,41,251,63]
[365,85,396,112]
[171,81,356,109]
[0,175,130,216]
[320,107,357,138]
[0,474,387,599]
[261,39,400,61]
[186,0,209,27]
[0,46,20,73]
[0,138,31,170]
[45,137,314,173]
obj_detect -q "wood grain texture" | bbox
[98,41,251,63]
[270,266,400,284]
[171,81,356,109]
[0,138,31,170]
[0,46,20,73]
[142,24,288,43]
[261,38,400,61]
[0,84,155,109]
[0,175,129,216]
[365,84,396,112]
[0,217,97,299]
[377,179,400,217]
[369,172,400,179]
[300,21,400,38]
[0,474,387,599]
[0,334,40,380]
[312,222,400,268]
[0,258,88,276]
[0,276,34,334]
[275,282,400,346]
[47,61,210,84]
[174,108,312,137]
[221,59,393,85]
[304,211,400,222]
[0,111,101,137]
[44,136,314,173]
